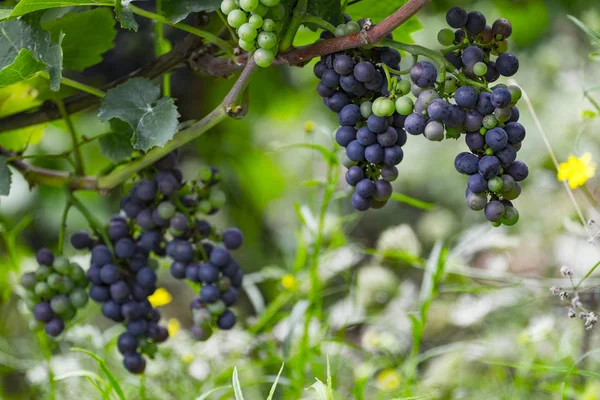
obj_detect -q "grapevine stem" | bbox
[129,5,234,58]
[301,16,336,34]
[40,72,106,98]
[381,64,394,94]
[68,192,113,252]
[279,0,309,52]
[57,197,73,255]
[55,98,85,175]
[154,0,171,97]
[217,10,237,41]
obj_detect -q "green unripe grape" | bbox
[341,152,357,168]
[397,80,411,96]
[227,9,246,28]
[220,0,237,15]
[485,148,494,156]
[209,189,227,208]
[254,3,268,16]
[437,28,455,46]
[502,182,521,201]
[53,256,70,274]
[50,294,71,314]
[57,276,74,294]
[360,101,373,118]
[262,18,276,32]
[141,341,158,357]
[35,282,53,298]
[206,300,226,315]
[146,258,159,271]
[193,308,213,326]
[47,273,62,290]
[157,201,176,220]
[24,297,37,311]
[254,48,275,68]
[494,107,512,122]
[198,200,212,214]
[442,76,458,94]
[268,3,285,21]
[24,290,40,303]
[260,0,280,6]
[346,21,360,33]
[488,176,504,192]
[273,21,283,33]
[69,263,86,283]
[194,325,213,341]
[374,98,395,117]
[395,97,414,115]
[249,14,263,28]
[219,276,232,292]
[238,23,258,41]
[501,206,519,226]
[482,114,497,129]
[257,31,277,49]
[445,127,461,139]
[69,288,89,308]
[491,220,502,227]
[507,85,522,103]
[240,0,258,12]
[495,40,508,55]
[473,62,487,76]
[501,174,516,193]
[335,24,348,37]
[35,266,51,282]
[479,127,487,135]
[20,272,37,290]
[59,305,76,321]
[198,166,212,181]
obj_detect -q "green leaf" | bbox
[266,363,285,400]
[195,386,232,400]
[42,8,117,71]
[347,1,422,42]
[9,0,112,18]
[162,0,221,23]
[273,143,337,165]
[0,15,63,90]
[0,8,12,20]
[0,126,45,152]
[98,78,180,152]
[307,0,343,26]
[568,15,600,45]
[70,348,126,400]
[0,156,12,196]
[99,119,135,163]
[115,0,139,31]
[389,193,435,210]
[0,49,46,88]
[232,367,245,400]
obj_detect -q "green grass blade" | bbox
[195,385,232,400]
[390,193,435,210]
[326,355,333,398]
[71,347,126,400]
[232,367,245,400]
[567,15,600,44]
[307,378,328,400]
[266,363,285,400]
[576,260,600,288]
[53,370,107,396]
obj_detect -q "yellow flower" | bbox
[167,318,180,337]
[376,368,402,391]
[148,288,172,307]
[182,354,194,364]
[557,153,596,189]
[281,274,298,291]
[304,120,316,133]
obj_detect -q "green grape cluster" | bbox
[221,0,285,68]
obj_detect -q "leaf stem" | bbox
[129,5,234,58]
[301,16,336,33]
[68,192,112,252]
[57,196,73,255]
[40,72,106,98]
[279,0,308,52]
[55,98,85,175]
[154,0,171,97]
[217,10,237,41]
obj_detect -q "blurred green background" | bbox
[2,0,600,399]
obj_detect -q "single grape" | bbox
[335,126,356,147]
[462,46,484,67]
[395,97,414,115]
[351,192,371,211]
[360,101,373,118]
[410,61,437,88]
[492,18,512,39]
[495,145,517,166]
[346,21,360,33]
[454,86,478,109]
[238,39,256,52]
[424,121,444,141]
[384,145,404,165]
[494,107,512,123]
[262,18,276,32]
[404,113,427,135]
[380,166,398,182]
[464,109,483,132]
[496,53,519,76]
[478,155,502,179]
[454,152,480,175]
[356,127,376,146]
[465,11,486,35]
[249,14,263,28]
[466,190,487,211]
[240,0,258,12]
[365,143,385,164]
[485,127,508,151]
[501,206,519,226]
[427,99,450,121]
[473,62,487,76]
[438,28,455,46]
[257,31,277,49]
[335,24,348,37]
[254,49,275,68]
[446,7,468,28]
[345,166,364,186]
[468,174,488,193]
[484,200,505,222]
[346,141,365,162]
[354,61,376,83]
[505,161,528,181]
[220,0,237,15]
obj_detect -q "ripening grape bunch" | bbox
[315,16,406,211]
[314,8,529,226]
[20,249,89,337]
[221,0,284,67]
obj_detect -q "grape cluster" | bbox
[73,223,168,374]
[20,249,89,337]
[221,0,284,67]
[314,19,407,211]
[314,8,529,225]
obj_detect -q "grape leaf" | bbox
[43,8,117,71]
[115,0,139,31]
[0,15,63,90]
[347,0,422,42]
[162,0,221,23]
[0,49,46,88]
[0,8,13,20]
[99,119,134,163]
[0,156,12,196]
[98,78,180,152]
[307,0,343,26]
[9,0,112,18]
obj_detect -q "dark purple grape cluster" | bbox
[20,249,89,337]
[119,153,245,341]
[73,222,168,374]
[314,34,407,211]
